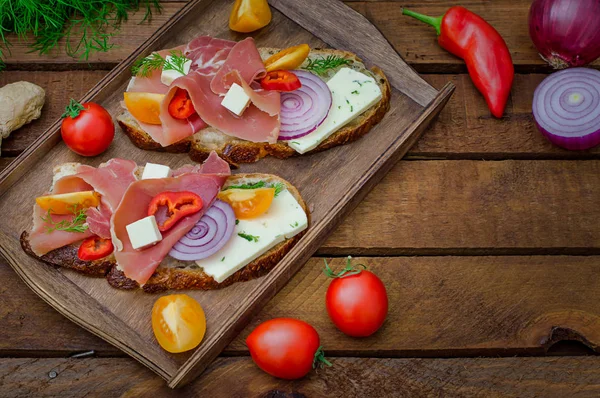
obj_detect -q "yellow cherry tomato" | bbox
[264,44,310,73]
[229,0,272,33]
[218,187,275,219]
[152,294,206,354]
[36,191,101,215]
[123,92,165,125]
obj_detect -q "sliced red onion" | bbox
[278,70,332,140]
[533,68,600,151]
[169,200,235,261]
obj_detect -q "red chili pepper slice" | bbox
[403,7,514,118]
[168,88,196,120]
[260,70,302,92]
[147,191,203,232]
[78,236,114,261]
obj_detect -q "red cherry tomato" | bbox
[246,318,331,380]
[324,258,388,337]
[61,99,115,156]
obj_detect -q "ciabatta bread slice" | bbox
[118,48,391,166]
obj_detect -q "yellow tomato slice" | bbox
[36,191,101,215]
[123,92,165,125]
[229,0,272,33]
[264,44,311,73]
[218,187,275,220]
[152,294,206,354]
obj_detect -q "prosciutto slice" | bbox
[166,71,280,143]
[210,38,267,95]
[29,159,138,256]
[111,152,230,284]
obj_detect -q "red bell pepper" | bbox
[403,6,514,118]
[260,70,302,92]
[78,236,114,261]
[147,191,203,232]
[168,88,196,120]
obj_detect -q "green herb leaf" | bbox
[351,90,359,95]
[41,205,89,234]
[303,55,351,76]
[132,50,189,77]
[238,232,259,242]
[223,181,286,197]
[221,257,225,262]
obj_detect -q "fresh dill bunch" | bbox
[41,205,89,234]
[132,50,189,77]
[303,55,352,76]
[0,0,161,71]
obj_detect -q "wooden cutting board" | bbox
[0,0,454,388]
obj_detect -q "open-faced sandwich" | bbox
[118,36,391,166]
[21,152,309,293]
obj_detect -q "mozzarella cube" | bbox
[160,55,192,86]
[221,83,251,116]
[141,163,172,180]
[126,215,162,250]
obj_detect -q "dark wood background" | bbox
[1,0,599,396]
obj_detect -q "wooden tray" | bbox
[0,0,454,388]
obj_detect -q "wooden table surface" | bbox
[1,1,600,396]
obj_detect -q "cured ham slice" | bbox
[223,70,280,116]
[211,38,267,95]
[185,36,236,76]
[167,71,280,143]
[111,152,230,284]
[29,159,137,256]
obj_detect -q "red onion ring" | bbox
[533,68,600,151]
[169,199,235,261]
[278,70,332,140]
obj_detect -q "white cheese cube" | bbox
[141,163,172,180]
[160,55,192,86]
[288,68,383,154]
[221,83,251,116]
[126,215,162,250]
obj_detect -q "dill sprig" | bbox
[132,50,189,77]
[303,55,352,76]
[238,232,259,242]
[0,1,161,71]
[41,206,89,234]
[223,181,286,197]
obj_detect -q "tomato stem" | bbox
[61,98,87,119]
[323,256,367,279]
[313,346,332,369]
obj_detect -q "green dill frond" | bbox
[303,55,352,76]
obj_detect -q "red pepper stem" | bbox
[402,8,443,36]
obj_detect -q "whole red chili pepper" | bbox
[148,191,203,232]
[403,7,514,118]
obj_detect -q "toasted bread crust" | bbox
[118,48,391,167]
[20,231,113,276]
[21,174,309,293]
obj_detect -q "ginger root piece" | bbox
[0,81,46,155]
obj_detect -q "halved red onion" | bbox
[169,200,235,261]
[278,70,332,140]
[532,68,600,150]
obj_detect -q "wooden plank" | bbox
[322,160,600,255]
[0,71,107,157]
[3,256,600,356]
[3,1,597,73]
[1,356,600,396]
[3,73,597,162]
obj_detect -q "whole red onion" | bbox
[529,0,600,69]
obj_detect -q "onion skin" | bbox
[532,68,600,151]
[529,0,600,69]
